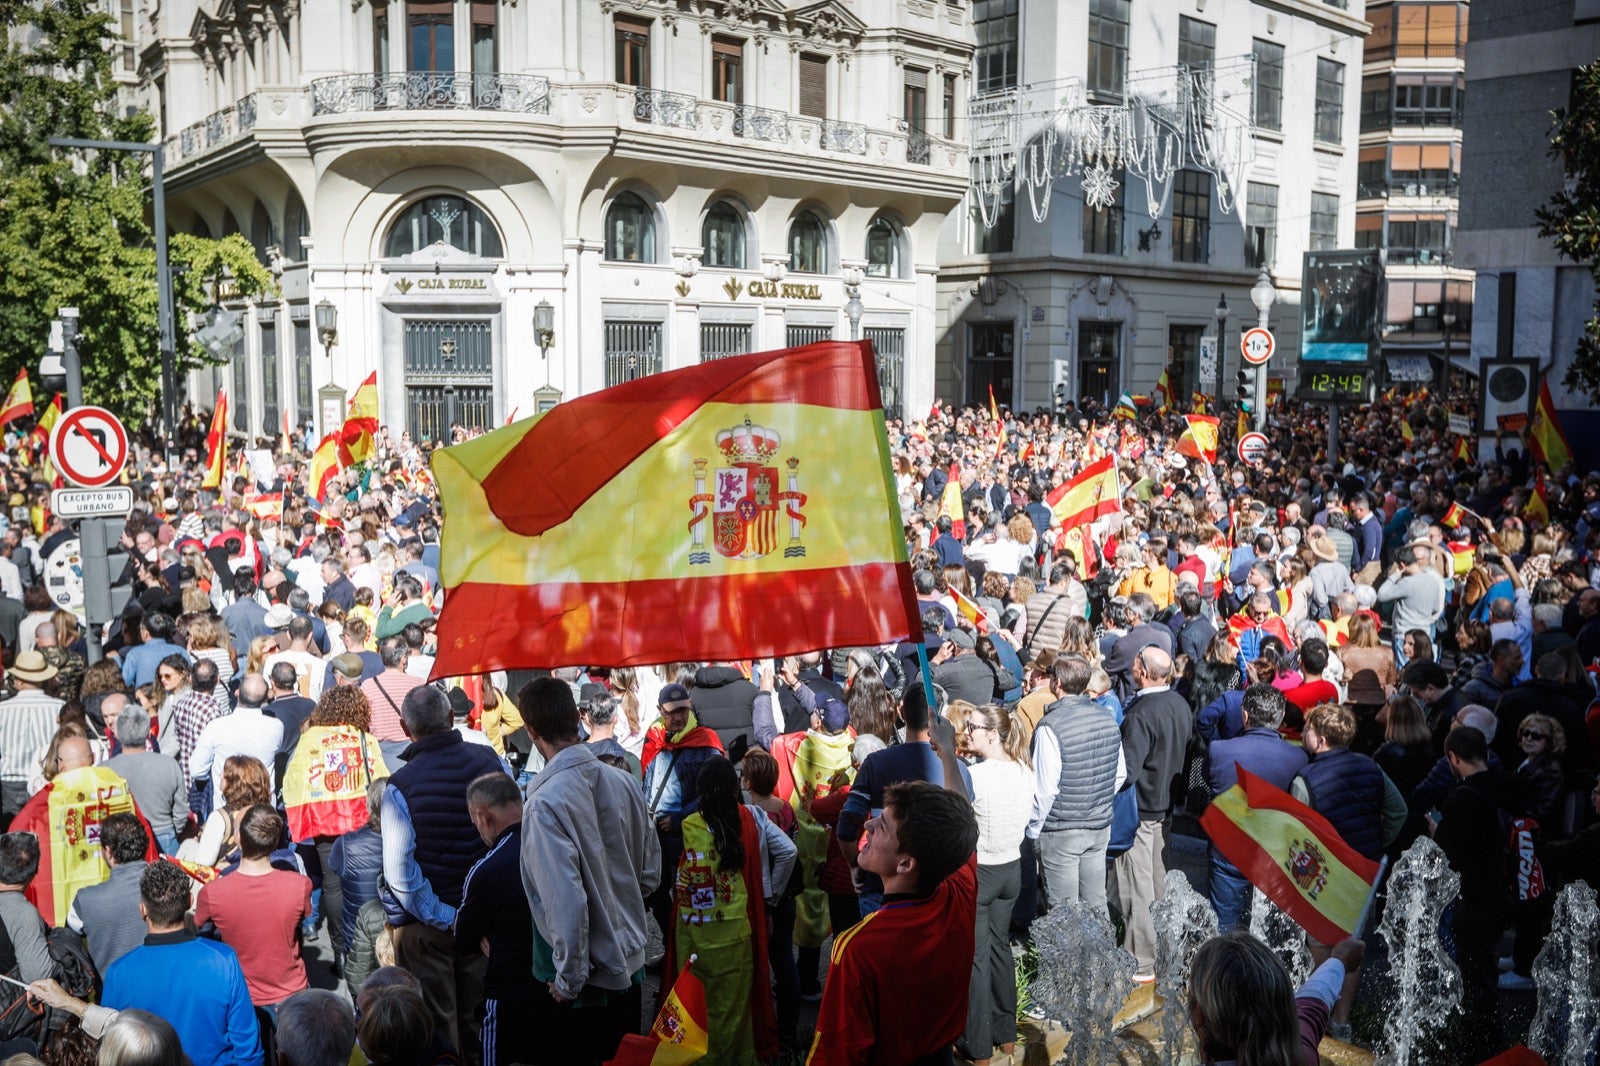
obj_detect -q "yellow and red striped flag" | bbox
[1529,377,1573,473]
[28,393,62,452]
[0,370,33,427]
[1524,473,1549,525]
[1440,500,1470,528]
[1046,455,1120,531]
[1236,408,1250,441]
[309,432,342,502]
[1154,367,1171,413]
[605,957,709,1065]
[1176,414,1221,466]
[1400,420,1415,445]
[427,341,918,677]
[338,372,379,466]
[202,390,229,489]
[949,586,991,634]
[1454,436,1472,464]
[939,459,966,541]
[1200,767,1382,945]
[1191,391,1208,415]
[246,492,283,523]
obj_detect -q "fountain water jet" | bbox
[1375,836,1460,1066]
[1028,901,1136,1066]
[1528,880,1600,1066]
[1150,871,1217,1065]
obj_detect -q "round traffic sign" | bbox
[1240,327,1275,366]
[1237,431,1270,466]
[49,406,130,488]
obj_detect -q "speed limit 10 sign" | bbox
[1240,327,1275,366]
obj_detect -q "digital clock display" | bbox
[1300,369,1369,401]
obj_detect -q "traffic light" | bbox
[1236,366,1257,413]
[80,518,132,627]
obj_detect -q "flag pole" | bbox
[915,644,937,717]
[1353,855,1389,938]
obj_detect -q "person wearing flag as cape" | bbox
[641,683,725,932]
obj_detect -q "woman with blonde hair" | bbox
[1337,614,1396,752]
[606,666,654,757]
[180,755,271,867]
[243,635,278,678]
[187,614,236,712]
[959,703,1033,1065]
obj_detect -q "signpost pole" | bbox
[58,308,84,409]
[1328,402,1339,464]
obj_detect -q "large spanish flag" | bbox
[309,432,342,502]
[28,393,62,452]
[283,725,390,840]
[605,957,709,1065]
[939,460,966,540]
[1046,455,1120,531]
[0,369,33,427]
[1529,377,1573,473]
[429,341,917,677]
[14,765,158,925]
[1200,767,1381,945]
[201,389,229,489]
[1176,414,1221,465]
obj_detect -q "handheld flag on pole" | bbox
[1113,392,1138,421]
[1176,414,1221,466]
[1399,421,1415,446]
[1454,437,1472,464]
[28,393,62,452]
[0,370,33,427]
[1528,377,1573,472]
[1524,473,1550,525]
[940,460,966,541]
[1440,501,1470,529]
[202,390,229,489]
[427,341,919,678]
[1046,455,1120,532]
[309,433,342,502]
[1154,367,1171,414]
[1199,767,1382,944]
[949,586,991,634]
[604,956,709,1065]
[338,372,379,466]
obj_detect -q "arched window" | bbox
[250,200,275,264]
[221,210,242,238]
[788,209,826,274]
[866,216,901,278]
[605,191,656,263]
[702,201,745,269]
[384,194,504,258]
[283,191,309,261]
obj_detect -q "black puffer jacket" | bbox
[690,666,759,751]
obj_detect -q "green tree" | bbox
[1537,61,1600,403]
[0,0,274,425]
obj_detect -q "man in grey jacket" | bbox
[520,678,660,1066]
[1375,544,1445,666]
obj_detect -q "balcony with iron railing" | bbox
[1357,177,1459,200]
[164,93,258,165]
[310,72,551,115]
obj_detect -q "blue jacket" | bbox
[1205,726,1308,796]
[103,931,260,1066]
[329,826,383,951]
[1299,748,1387,861]
[1196,690,1246,745]
[120,639,191,688]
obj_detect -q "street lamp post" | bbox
[48,137,175,445]
[315,299,338,356]
[1442,307,1457,398]
[845,287,864,342]
[1213,292,1229,413]
[1249,267,1276,431]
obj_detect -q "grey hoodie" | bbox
[521,743,661,999]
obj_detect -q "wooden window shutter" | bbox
[1358,145,1385,164]
[712,37,743,57]
[470,0,495,26]
[799,53,828,118]
[615,15,650,35]
[1356,213,1381,233]
[1389,144,1422,171]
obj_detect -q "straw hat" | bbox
[1308,530,1339,563]
[11,651,57,684]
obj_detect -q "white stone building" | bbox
[136,0,972,442]
[936,0,1370,413]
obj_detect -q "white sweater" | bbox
[968,758,1035,866]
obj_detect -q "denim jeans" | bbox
[1208,846,1251,930]
[1035,826,1111,911]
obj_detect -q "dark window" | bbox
[232,318,251,433]
[407,1,453,72]
[712,37,742,103]
[615,17,650,87]
[905,68,928,162]
[788,210,826,274]
[1253,39,1283,131]
[1393,73,1464,126]
[1171,169,1210,264]
[1178,16,1215,71]
[866,217,901,278]
[1357,149,1386,197]
[702,201,745,269]
[786,324,834,346]
[1310,192,1339,250]
[373,0,390,72]
[471,0,495,73]
[250,201,275,265]
[292,313,312,422]
[864,326,905,419]
[968,323,1015,407]
[1087,0,1130,101]
[120,0,136,71]
[1385,214,1451,263]
[973,0,1018,94]
[604,192,656,263]
[386,194,504,257]
[1245,182,1277,269]
[1356,213,1382,250]
[798,53,827,118]
[1077,322,1119,405]
[1167,324,1206,402]
[1360,74,1390,132]
[974,176,1014,254]
[1315,58,1345,143]
[260,319,280,435]
[1081,166,1124,256]
[283,192,309,261]
[943,74,956,138]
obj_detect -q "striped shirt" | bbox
[360,671,424,742]
[0,690,65,784]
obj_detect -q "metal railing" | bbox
[731,103,790,143]
[633,87,699,129]
[819,119,868,155]
[166,93,259,164]
[308,72,551,115]
[907,130,930,164]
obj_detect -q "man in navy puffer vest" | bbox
[382,685,509,1064]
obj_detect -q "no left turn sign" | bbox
[49,406,130,488]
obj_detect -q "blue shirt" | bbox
[103,931,260,1066]
[381,785,457,931]
[120,639,191,688]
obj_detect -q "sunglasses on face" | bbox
[1519,730,1550,742]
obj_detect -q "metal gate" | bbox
[404,319,494,444]
[864,326,905,421]
[604,321,663,386]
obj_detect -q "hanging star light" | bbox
[1081,163,1120,210]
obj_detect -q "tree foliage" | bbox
[0,0,274,425]
[1536,61,1600,403]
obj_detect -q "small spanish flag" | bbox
[1524,473,1549,526]
[940,459,966,541]
[0,369,33,427]
[1154,367,1172,413]
[988,384,1001,424]
[1176,414,1221,466]
[1454,437,1472,464]
[1192,391,1208,415]
[1200,767,1382,945]
[1441,501,1469,528]
[309,432,342,502]
[1019,440,1035,464]
[1529,377,1573,473]
[28,393,62,452]
[950,586,991,634]
[1237,408,1250,441]
[605,957,709,1065]
[1046,455,1120,531]
[201,389,229,489]
[1400,421,1415,445]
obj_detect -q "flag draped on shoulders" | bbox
[0,370,33,427]
[202,390,229,489]
[1528,377,1573,472]
[1046,455,1120,532]
[283,725,390,840]
[1200,767,1381,945]
[1177,414,1221,465]
[16,765,158,925]
[428,341,919,677]
[939,459,966,541]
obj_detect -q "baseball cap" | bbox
[658,682,692,706]
[818,697,851,732]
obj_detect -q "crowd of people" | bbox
[0,383,1588,1066]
